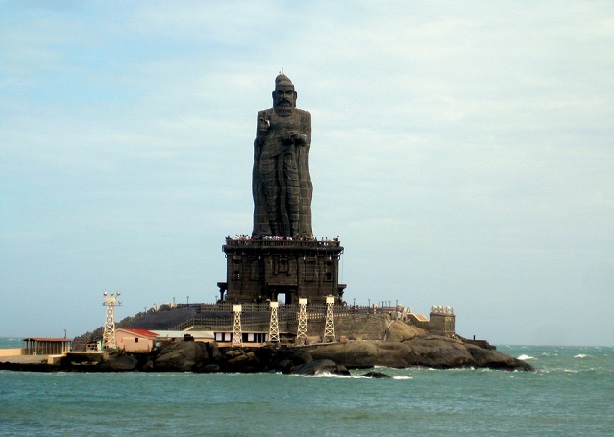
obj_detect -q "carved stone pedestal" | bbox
[217,238,346,305]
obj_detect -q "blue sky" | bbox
[1,1,613,346]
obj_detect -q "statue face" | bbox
[273,85,296,109]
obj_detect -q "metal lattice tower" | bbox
[323,295,335,342]
[102,291,122,349]
[296,298,308,345]
[232,304,242,346]
[269,301,280,343]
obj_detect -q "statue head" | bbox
[272,74,297,111]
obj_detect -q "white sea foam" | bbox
[392,376,413,380]
[313,371,341,377]
[517,354,536,361]
[574,354,588,358]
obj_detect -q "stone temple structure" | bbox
[217,74,346,305]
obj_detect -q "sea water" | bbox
[0,339,612,436]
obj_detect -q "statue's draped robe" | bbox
[252,107,313,237]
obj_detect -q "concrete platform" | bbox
[0,354,50,364]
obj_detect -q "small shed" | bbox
[22,338,72,355]
[116,328,158,353]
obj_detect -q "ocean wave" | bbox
[574,354,588,358]
[312,371,356,378]
[311,371,415,380]
[517,354,536,360]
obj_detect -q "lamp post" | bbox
[102,291,122,350]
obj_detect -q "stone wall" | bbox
[305,315,388,341]
[429,313,456,336]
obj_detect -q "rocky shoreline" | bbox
[0,333,534,374]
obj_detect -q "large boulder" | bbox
[404,336,475,368]
[154,341,209,372]
[223,350,264,373]
[362,371,392,378]
[304,340,416,368]
[385,321,427,342]
[465,344,534,371]
[275,348,314,374]
[206,341,225,363]
[403,336,534,371]
[303,336,534,371]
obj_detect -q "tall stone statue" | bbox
[252,74,313,238]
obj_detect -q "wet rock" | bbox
[465,344,534,371]
[274,348,313,373]
[291,359,350,376]
[200,364,221,373]
[362,371,391,378]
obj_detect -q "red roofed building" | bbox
[116,328,158,353]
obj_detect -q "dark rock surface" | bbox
[362,371,392,378]
[154,341,208,372]
[290,359,350,376]
[98,353,138,371]
[201,364,221,373]
[304,336,533,371]
[0,336,534,373]
[464,343,533,371]
[305,340,416,368]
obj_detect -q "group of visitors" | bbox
[226,234,340,244]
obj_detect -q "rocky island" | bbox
[1,74,533,375]
[1,317,533,373]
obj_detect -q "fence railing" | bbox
[193,303,395,314]
[172,303,397,331]
[224,238,341,248]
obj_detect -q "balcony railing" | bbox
[224,238,341,248]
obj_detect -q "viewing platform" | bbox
[224,237,341,249]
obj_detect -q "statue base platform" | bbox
[217,237,346,305]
